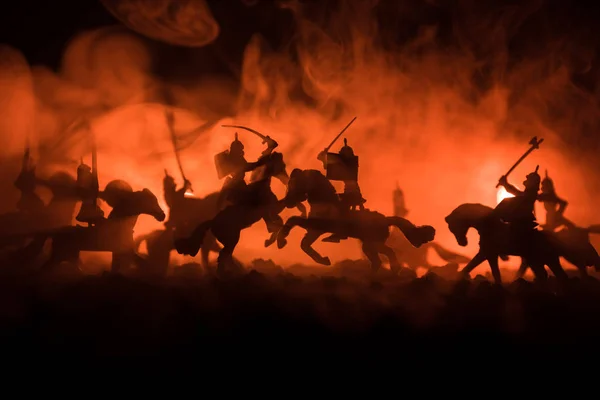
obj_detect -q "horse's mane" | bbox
[446,203,494,221]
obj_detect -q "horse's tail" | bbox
[386,216,435,248]
[428,242,471,264]
[586,224,600,235]
[174,220,213,257]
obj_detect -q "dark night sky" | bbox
[2,0,600,152]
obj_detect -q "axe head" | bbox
[529,136,543,149]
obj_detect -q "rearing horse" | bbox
[445,203,576,284]
[279,168,436,270]
[174,151,300,273]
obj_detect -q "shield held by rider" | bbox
[325,138,359,182]
[214,132,244,180]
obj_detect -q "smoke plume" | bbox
[1,0,599,268]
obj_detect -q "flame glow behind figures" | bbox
[1,1,599,267]
[497,187,515,205]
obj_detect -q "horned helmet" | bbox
[523,165,541,190]
[339,138,355,158]
[230,132,244,156]
[541,169,555,194]
[101,179,133,207]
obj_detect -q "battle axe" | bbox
[496,136,544,188]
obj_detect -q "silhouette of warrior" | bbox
[75,160,104,226]
[495,166,541,256]
[217,132,276,210]
[13,145,44,214]
[317,138,366,243]
[538,170,572,231]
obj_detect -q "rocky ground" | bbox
[1,258,599,373]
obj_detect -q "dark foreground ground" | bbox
[1,258,600,373]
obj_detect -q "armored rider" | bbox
[75,160,104,226]
[316,138,366,243]
[217,132,278,209]
[494,166,541,255]
[318,138,366,212]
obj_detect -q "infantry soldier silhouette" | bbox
[75,159,105,226]
[14,140,44,214]
[538,170,573,231]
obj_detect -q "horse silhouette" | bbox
[279,168,435,271]
[278,168,348,265]
[0,171,80,258]
[174,151,296,275]
[444,203,584,284]
[134,173,222,275]
[37,181,165,274]
[515,224,600,278]
[277,210,435,273]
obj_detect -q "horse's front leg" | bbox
[286,228,331,265]
[460,251,487,279]
[264,214,284,248]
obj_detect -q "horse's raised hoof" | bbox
[277,238,288,249]
[265,237,276,248]
[316,256,331,266]
[322,234,342,243]
[174,238,200,257]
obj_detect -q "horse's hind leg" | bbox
[362,242,382,273]
[377,243,401,273]
[300,230,330,266]
[216,230,241,275]
[515,258,529,279]
[487,257,502,285]
[547,258,568,282]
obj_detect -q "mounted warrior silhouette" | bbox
[275,117,435,273]
[174,123,305,275]
[513,170,600,278]
[134,108,222,275]
[445,136,599,284]
[27,121,165,274]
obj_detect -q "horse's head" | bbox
[136,188,167,222]
[284,168,308,207]
[268,152,287,177]
[445,203,494,247]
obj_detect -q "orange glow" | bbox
[0,3,598,269]
[497,187,515,205]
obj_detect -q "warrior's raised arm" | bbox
[497,175,523,196]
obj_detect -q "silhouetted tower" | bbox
[393,182,408,218]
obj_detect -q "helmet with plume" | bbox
[230,132,244,154]
[339,138,355,158]
[524,165,541,188]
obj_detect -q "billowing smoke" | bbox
[0,0,599,269]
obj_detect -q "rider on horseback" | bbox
[317,138,366,243]
[217,133,277,209]
[495,166,541,255]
